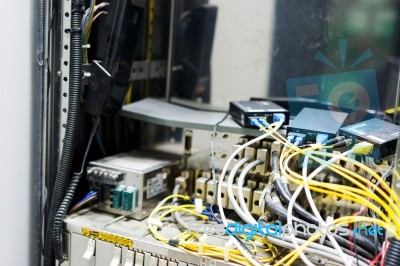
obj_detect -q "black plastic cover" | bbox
[83,0,144,116]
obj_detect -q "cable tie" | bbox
[224,239,233,262]
[195,198,203,213]
[70,27,83,34]
[199,234,208,255]
[148,218,163,229]
[319,216,333,245]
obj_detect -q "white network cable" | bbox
[236,160,262,222]
[226,156,252,222]
[217,119,284,266]
[286,149,353,266]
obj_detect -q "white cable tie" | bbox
[110,247,122,266]
[319,216,333,245]
[195,198,203,213]
[224,240,233,262]
[83,238,96,260]
[148,218,163,229]
[199,234,207,255]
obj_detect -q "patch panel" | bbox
[63,211,241,266]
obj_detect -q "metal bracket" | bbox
[131,60,166,80]
[59,0,71,154]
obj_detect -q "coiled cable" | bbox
[43,1,84,265]
[383,238,400,266]
[53,117,99,263]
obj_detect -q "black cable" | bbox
[43,1,83,265]
[276,178,376,254]
[53,117,100,262]
[274,179,319,224]
[353,227,361,266]
[209,111,229,218]
[265,183,378,257]
[263,185,310,225]
[293,231,374,261]
[383,238,400,266]
[276,178,380,253]
[264,196,373,263]
[324,136,346,145]
[332,139,352,148]
[41,0,56,256]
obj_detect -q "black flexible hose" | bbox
[34,0,45,264]
[53,118,99,262]
[53,174,80,262]
[383,238,400,266]
[43,1,83,265]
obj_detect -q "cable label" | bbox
[82,227,133,248]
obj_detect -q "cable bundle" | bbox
[146,193,278,265]
[210,117,399,266]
